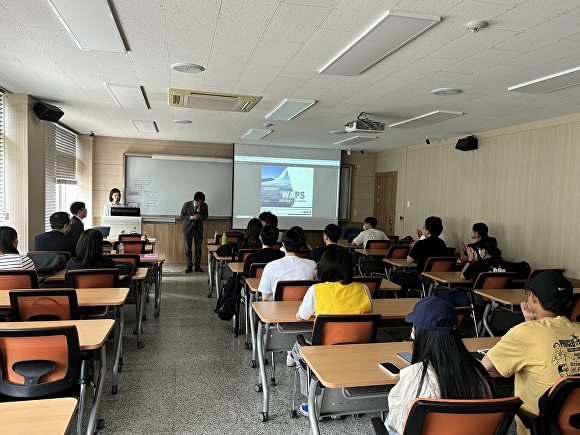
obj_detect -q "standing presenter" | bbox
[180,191,208,273]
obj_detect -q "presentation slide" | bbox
[233,144,341,230]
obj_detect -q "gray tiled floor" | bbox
[88,267,378,434]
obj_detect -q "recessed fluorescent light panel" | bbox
[132,120,158,133]
[241,129,272,140]
[46,0,126,53]
[333,135,377,146]
[265,98,316,121]
[106,84,149,109]
[389,110,463,129]
[320,10,441,76]
[508,66,580,94]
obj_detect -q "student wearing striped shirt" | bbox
[0,226,35,270]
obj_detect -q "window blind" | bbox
[0,92,4,225]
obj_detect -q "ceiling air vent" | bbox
[168,89,261,112]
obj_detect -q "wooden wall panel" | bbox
[376,117,580,277]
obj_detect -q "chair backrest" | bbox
[65,268,120,288]
[365,240,391,250]
[454,306,474,335]
[118,233,145,242]
[215,232,243,244]
[9,289,80,321]
[423,257,458,273]
[0,325,81,399]
[248,262,267,278]
[113,240,146,254]
[347,235,356,243]
[566,294,580,323]
[274,280,319,301]
[446,247,457,256]
[386,245,410,259]
[387,235,399,245]
[311,314,381,346]
[352,276,383,298]
[398,239,413,246]
[238,249,259,263]
[402,397,523,435]
[105,253,142,268]
[296,249,312,259]
[0,270,39,290]
[472,272,516,290]
[528,268,565,279]
[272,242,282,250]
[538,376,580,435]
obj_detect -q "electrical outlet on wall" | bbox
[398,214,404,222]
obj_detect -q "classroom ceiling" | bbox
[1,0,580,152]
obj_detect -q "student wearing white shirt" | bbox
[0,226,35,270]
[258,228,316,301]
[351,216,387,248]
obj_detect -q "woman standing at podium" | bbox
[102,187,124,216]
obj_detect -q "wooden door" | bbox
[373,172,397,234]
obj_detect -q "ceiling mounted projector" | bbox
[345,112,385,133]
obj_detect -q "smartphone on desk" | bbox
[397,352,412,364]
[379,362,400,376]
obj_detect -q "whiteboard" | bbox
[124,155,232,217]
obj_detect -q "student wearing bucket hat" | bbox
[385,296,493,435]
[482,271,580,435]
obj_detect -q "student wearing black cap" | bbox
[482,271,580,435]
[385,296,493,434]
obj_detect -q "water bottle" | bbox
[118,243,124,254]
[221,232,226,245]
[214,230,218,243]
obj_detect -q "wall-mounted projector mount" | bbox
[345,112,385,133]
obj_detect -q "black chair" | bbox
[359,240,391,276]
[0,269,39,290]
[9,288,80,321]
[113,240,146,254]
[353,275,383,298]
[65,268,120,288]
[238,249,259,263]
[418,256,458,298]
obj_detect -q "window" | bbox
[0,91,4,225]
[45,123,77,229]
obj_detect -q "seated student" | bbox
[416,216,448,246]
[33,211,77,258]
[0,226,35,270]
[289,225,311,250]
[258,228,316,301]
[351,216,386,247]
[308,223,342,263]
[482,271,580,435]
[448,237,506,308]
[242,225,284,277]
[393,216,447,292]
[294,248,372,416]
[66,229,115,272]
[459,222,490,263]
[238,218,262,250]
[385,296,493,435]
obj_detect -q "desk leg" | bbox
[481,303,494,337]
[308,377,320,435]
[250,294,258,365]
[256,321,269,422]
[87,345,106,435]
[111,306,124,393]
[208,251,214,297]
[136,281,146,348]
[154,262,163,317]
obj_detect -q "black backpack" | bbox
[216,241,239,260]
[215,275,239,321]
[503,260,532,279]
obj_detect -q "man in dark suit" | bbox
[242,225,284,277]
[69,201,87,240]
[34,211,77,257]
[180,191,208,273]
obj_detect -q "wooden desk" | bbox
[337,240,361,249]
[0,397,78,435]
[139,254,165,318]
[251,298,420,422]
[207,244,220,294]
[246,277,400,293]
[421,271,471,291]
[0,319,114,435]
[228,261,244,274]
[300,337,501,434]
[355,248,389,257]
[383,258,416,280]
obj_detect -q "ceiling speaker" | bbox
[33,102,64,122]
[455,135,478,152]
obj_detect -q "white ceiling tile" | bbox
[249,40,302,67]
[163,0,221,30]
[278,58,322,80]
[262,3,332,43]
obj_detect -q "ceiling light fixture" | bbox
[265,98,316,121]
[173,119,193,124]
[508,66,580,94]
[171,63,205,73]
[241,129,272,140]
[320,10,441,76]
[333,135,377,146]
[132,120,159,133]
[46,0,126,53]
[106,84,149,109]
[389,110,464,128]
[431,88,462,96]
[466,20,488,33]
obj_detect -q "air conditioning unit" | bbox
[168,89,261,112]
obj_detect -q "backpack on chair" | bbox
[215,275,239,321]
